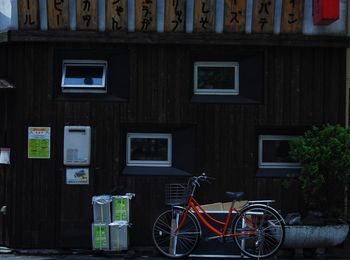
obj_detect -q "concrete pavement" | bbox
[0,246,349,260]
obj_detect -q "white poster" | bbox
[66,168,89,185]
[0,148,10,164]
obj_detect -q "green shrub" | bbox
[289,124,350,212]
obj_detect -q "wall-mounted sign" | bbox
[252,0,275,33]
[135,0,157,32]
[281,0,304,33]
[76,0,98,30]
[194,0,216,32]
[106,0,128,31]
[47,0,69,30]
[0,148,10,165]
[164,0,186,32]
[66,168,89,185]
[224,0,247,33]
[28,127,51,159]
[18,0,40,30]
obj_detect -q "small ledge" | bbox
[122,166,192,176]
[0,30,349,48]
[257,168,300,178]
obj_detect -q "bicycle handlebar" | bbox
[190,173,215,187]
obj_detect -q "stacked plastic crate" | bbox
[92,194,134,251]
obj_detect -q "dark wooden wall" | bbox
[0,92,12,246]
[0,44,12,246]
[1,41,346,248]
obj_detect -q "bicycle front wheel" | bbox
[232,205,285,259]
[152,207,201,258]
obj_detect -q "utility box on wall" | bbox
[64,126,91,166]
[313,0,340,25]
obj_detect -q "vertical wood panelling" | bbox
[4,42,347,248]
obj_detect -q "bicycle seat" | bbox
[225,192,245,200]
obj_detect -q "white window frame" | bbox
[258,135,301,169]
[126,133,172,167]
[61,60,108,93]
[194,61,239,95]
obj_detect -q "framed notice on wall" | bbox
[28,127,51,159]
[66,168,89,185]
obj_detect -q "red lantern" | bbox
[313,0,340,25]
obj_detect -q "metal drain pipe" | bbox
[345,3,350,218]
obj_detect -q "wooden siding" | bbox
[1,42,347,248]
[0,60,14,245]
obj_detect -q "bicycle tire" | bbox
[232,204,285,259]
[152,207,201,258]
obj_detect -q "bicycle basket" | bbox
[165,183,190,206]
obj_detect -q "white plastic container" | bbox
[110,221,129,251]
[92,195,112,223]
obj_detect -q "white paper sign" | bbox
[66,168,89,185]
[0,148,10,164]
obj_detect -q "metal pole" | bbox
[345,1,350,218]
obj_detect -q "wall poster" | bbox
[28,127,51,159]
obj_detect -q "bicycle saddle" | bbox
[225,191,245,200]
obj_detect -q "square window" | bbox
[126,133,172,167]
[258,135,300,169]
[194,62,239,95]
[61,60,107,93]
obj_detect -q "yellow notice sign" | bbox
[28,127,51,159]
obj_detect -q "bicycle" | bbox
[152,174,285,259]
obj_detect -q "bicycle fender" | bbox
[241,204,286,224]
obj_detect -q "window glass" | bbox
[194,62,239,95]
[127,133,172,167]
[64,65,104,86]
[262,140,295,163]
[61,60,107,93]
[259,135,300,168]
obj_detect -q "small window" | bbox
[258,135,300,169]
[194,62,239,95]
[126,133,172,167]
[61,60,107,93]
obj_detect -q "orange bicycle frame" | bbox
[176,195,256,238]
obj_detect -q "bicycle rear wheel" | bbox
[152,207,201,258]
[232,205,285,259]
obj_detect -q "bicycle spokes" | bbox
[233,206,285,259]
[152,208,201,258]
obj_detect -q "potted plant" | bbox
[283,124,350,251]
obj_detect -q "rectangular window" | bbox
[126,133,172,167]
[61,60,107,93]
[258,135,300,168]
[194,62,239,95]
